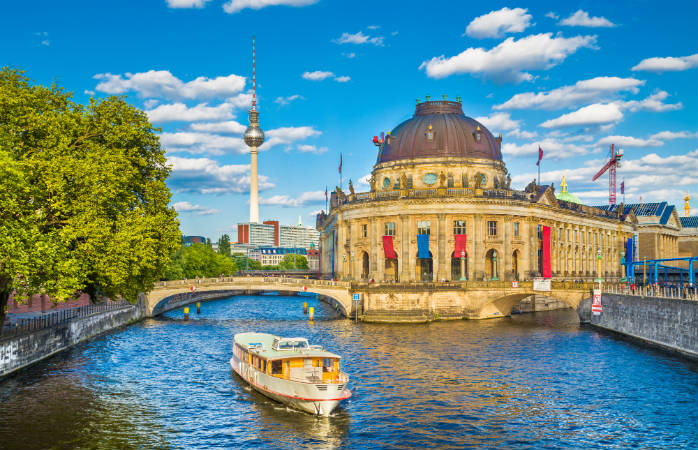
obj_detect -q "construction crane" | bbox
[592,144,624,205]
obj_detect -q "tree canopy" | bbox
[217,234,231,257]
[164,243,237,280]
[278,254,309,270]
[0,67,180,326]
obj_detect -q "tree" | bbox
[278,254,309,270]
[217,234,231,257]
[0,68,180,328]
[232,253,262,271]
[164,243,236,279]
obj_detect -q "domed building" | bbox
[317,98,636,283]
[555,177,582,204]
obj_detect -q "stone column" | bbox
[400,215,410,281]
[473,215,483,280]
[502,218,511,280]
[436,214,448,281]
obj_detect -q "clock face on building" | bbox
[423,173,437,185]
[383,177,391,188]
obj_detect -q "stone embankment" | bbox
[585,289,698,360]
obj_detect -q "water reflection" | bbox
[0,295,696,450]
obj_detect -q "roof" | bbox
[376,100,502,164]
[234,332,340,360]
[594,202,675,222]
[681,216,698,228]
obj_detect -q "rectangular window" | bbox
[417,220,431,235]
[558,228,562,240]
[453,220,466,235]
[384,222,396,236]
[566,229,570,241]
[407,175,413,189]
[271,360,282,374]
[361,224,368,238]
[513,222,519,237]
[487,221,497,237]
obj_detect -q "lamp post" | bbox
[460,250,466,281]
[643,256,647,285]
[492,250,498,281]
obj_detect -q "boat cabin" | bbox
[233,335,344,384]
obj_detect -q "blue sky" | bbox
[3,0,697,239]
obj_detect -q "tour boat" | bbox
[230,332,351,416]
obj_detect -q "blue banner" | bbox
[626,237,633,280]
[417,234,430,259]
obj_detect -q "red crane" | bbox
[592,144,624,205]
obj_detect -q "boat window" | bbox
[271,360,283,374]
[322,358,335,372]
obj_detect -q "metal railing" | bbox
[1,301,134,340]
[603,283,698,301]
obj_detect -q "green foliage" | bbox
[261,265,279,271]
[278,254,309,270]
[164,243,237,279]
[233,254,262,270]
[217,234,231,256]
[0,67,180,323]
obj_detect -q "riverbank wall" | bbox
[0,302,143,378]
[590,293,698,360]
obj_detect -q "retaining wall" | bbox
[0,304,142,378]
[591,293,698,360]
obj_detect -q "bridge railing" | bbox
[153,277,352,290]
[603,283,698,301]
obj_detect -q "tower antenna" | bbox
[252,35,256,110]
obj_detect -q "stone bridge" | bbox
[143,277,594,323]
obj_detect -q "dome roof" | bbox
[555,176,582,204]
[376,100,502,164]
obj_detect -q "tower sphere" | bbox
[244,110,265,147]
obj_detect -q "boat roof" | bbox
[234,332,341,360]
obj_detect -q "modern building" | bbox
[316,98,638,282]
[307,248,320,271]
[279,224,320,250]
[237,221,278,247]
[182,235,206,246]
[257,247,307,267]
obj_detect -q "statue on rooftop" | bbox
[348,179,355,196]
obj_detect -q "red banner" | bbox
[382,235,397,259]
[454,234,467,257]
[542,225,551,278]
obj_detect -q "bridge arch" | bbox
[475,287,592,319]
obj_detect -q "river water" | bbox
[0,294,696,450]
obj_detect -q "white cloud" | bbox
[297,144,328,154]
[172,201,221,216]
[308,209,323,217]
[474,112,520,131]
[223,0,318,13]
[93,70,245,100]
[465,7,532,39]
[146,102,235,123]
[502,138,588,159]
[649,130,696,140]
[631,53,698,72]
[507,129,538,139]
[302,70,335,81]
[559,10,615,28]
[84,89,95,96]
[262,126,321,150]
[495,76,644,110]
[357,173,372,187]
[342,52,356,58]
[167,155,274,195]
[367,25,380,30]
[274,94,304,106]
[334,31,384,46]
[545,12,559,20]
[166,0,212,8]
[301,71,350,82]
[620,90,682,112]
[259,191,325,207]
[540,103,623,128]
[189,120,246,134]
[161,131,247,155]
[419,33,597,83]
[597,135,662,147]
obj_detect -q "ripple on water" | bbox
[0,295,696,449]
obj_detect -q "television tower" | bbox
[244,36,264,223]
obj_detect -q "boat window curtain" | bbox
[417,234,430,259]
[454,234,467,257]
[542,226,551,278]
[382,235,397,259]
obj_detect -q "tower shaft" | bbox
[250,148,259,223]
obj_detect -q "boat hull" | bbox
[230,355,350,416]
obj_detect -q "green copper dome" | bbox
[555,176,582,204]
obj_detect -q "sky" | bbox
[2,0,697,240]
